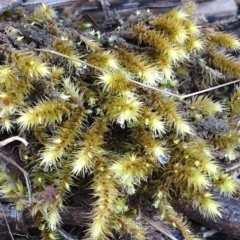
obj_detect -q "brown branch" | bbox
[0,192,240,239]
[171,194,240,239]
[0,204,89,239]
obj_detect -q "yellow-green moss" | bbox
[0,1,240,239]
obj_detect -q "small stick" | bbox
[57,228,77,240]
[99,0,110,20]
[202,229,218,238]
[0,136,28,148]
[141,214,178,240]
[225,161,240,173]
[35,48,240,99]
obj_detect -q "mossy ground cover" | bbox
[0,1,240,239]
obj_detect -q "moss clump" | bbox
[0,1,240,239]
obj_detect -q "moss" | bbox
[0,1,240,239]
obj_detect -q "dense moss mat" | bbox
[0,1,240,239]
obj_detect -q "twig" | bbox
[35,48,103,72]
[35,48,240,99]
[0,136,31,203]
[202,229,218,238]
[99,0,110,20]
[57,228,77,240]
[0,136,28,147]
[225,161,240,173]
[141,214,178,240]
[0,202,14,240]
[16,209,29,238]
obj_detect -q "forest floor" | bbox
[0,3,240,240]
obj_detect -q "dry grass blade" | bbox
[35,48,240,99]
